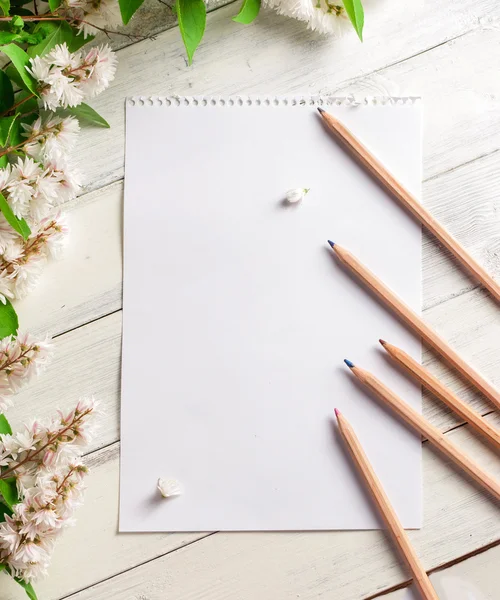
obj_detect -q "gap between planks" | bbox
[366,539,500,599]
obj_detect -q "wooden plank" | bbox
[16,414,498,600]
[422,150,500,310]
[376,543,500,599]
[74,1,499,195]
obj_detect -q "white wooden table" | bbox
[3,1,500,598]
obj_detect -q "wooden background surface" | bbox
[2,0,500,598]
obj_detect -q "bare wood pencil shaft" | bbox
[381,341,500,452]
[331,244,500,410]
[319,109,500,303]
[336,411,439,600]
[350,365,500,501]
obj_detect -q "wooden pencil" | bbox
[317,107,500,303]
[343,361,500,501]
[328,242,500,411]
[334,409,439,600]
[379,339,500,452]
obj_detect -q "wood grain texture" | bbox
[26,415,498,600]
[376,543,500,600]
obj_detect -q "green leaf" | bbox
[0,71,14,113]
[118,0,145,25]
[177,0,206,65]
[0,31,19,44]
[0,193,30,240]
[58,102,110,128]
[14,577,38,600]
[0,478,18,508]
[233,0,260,24]
[0,44,38,95]
[27,21,87,56]
[0,156,7,168]
[0,115,18,146]
[0,297,19,338]
[0,0,9,16]
[48,0,60,10]
[0,414,12,435]
[343,0,364,41]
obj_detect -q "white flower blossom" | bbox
[263,0,354,35]
[27,43,117,110]
[0,400,95,582]
[6,157,42,219]
[23,115,80,163]
[77,45,118,99]
[0,215,69,300]
[285,187,310,204]
[157,478,183,498]
[0,333,53,411]
[62,0,123,38]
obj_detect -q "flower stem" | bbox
[0,93,36,119]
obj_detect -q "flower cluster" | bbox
[0,333,53,412]
[28,43,117,111]
[61,0,123,38]
[263,0,354,35]
[0,398,96,582]
[0,215,69,302]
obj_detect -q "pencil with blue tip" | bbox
[327,241,500,411]
[343,359,500,501]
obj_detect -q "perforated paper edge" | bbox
[126,95,421,108]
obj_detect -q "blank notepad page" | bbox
[120,96,423,532]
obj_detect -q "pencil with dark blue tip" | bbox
[343,359,500,501]
[328,241,500,411]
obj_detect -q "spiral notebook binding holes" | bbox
[126,95,421,108]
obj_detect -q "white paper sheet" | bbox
[120,96,423,532]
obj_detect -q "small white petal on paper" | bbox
[157,478,183,498]
[285,188,310,204]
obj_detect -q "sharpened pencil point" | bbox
[334,408,341,418]
[317,107,325,115]
[327,240,335,249]
[379,339,387,346]
[344,359,354,369]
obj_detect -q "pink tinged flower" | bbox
[78,44,117,98]
[27,43,117,110]
[27,116,80,162]
[0,269,14,306]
